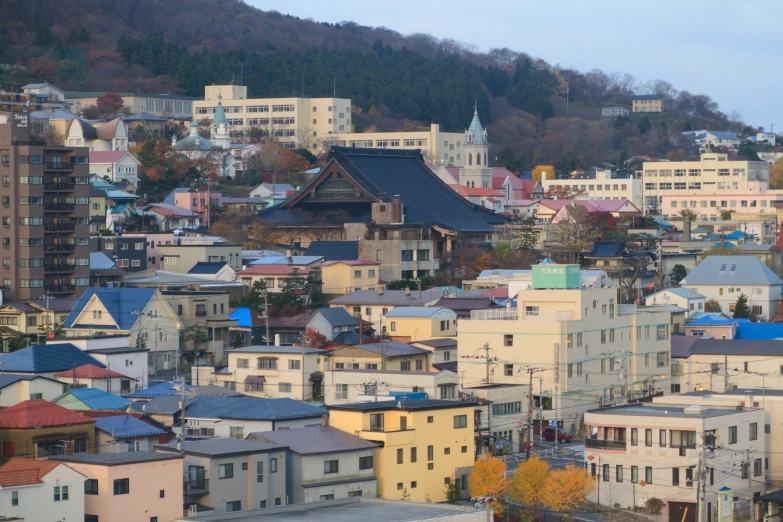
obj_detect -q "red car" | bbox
[542,426,571,443]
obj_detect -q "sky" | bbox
[248,0,781,130]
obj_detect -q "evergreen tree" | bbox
[33,27,53,47]
[733,294,750,319]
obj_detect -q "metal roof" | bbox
[413,338,458,349]
[185,396,327,421]
[94,415,167,438]
[60,388,132,411]
[586,403,748,419]
[735,323,783,340]
[328,399,477,413]
[304,241,359,261]
[646,287,705,301]
[188,262,228,275]
[384,307,455,318]
[339,342,430,358]
[250,426,378,455]
[680,255,783,286]
[0,343,104,373]
[157,438,284,457]
[230,345,327,355]
[128,381,191,399]
[90,252,117,270]
[310,307,357,327]
[249,256,324,266]
[329,289,446,306]
[64,288,158,330]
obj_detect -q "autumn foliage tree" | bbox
[508,455,549,522]
[531,164,556,182]
[771,158,783,190]
[540,464,596,522]
[468,453,508,521]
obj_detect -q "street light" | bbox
[642,374,667,398]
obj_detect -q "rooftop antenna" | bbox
[301,74,304,98]
[333,76,336,98]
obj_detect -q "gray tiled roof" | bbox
[311,307,357,327]
[249,426,378,455]
[157,438,284,457]
[413,338,458,349]
[328,399,477,413]
[329,289,448,306]
[185,396,326,421]
[341,342,430,358]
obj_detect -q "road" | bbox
[501,440,585,474]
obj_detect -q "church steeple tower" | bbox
[209,92,231,150]
[460,103,491,189]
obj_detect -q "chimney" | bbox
[321,414,329,426]
[682,220,691,242]
[377,286,384,296]
[274,334,282,346]
[285,249,293,264]
[405,287,410,296]
[392,196,402,224]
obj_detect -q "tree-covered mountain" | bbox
[0,0,759,172]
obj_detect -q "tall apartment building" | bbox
[642,153,769,209]
[0,111,91,300]
[192,85,350,149]
[457,264,672,434]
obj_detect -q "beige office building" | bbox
[642,153,769,209]
[457,265,672,434]
[326,124,466,166]
[192,85,350,149]
[542,170,643,208]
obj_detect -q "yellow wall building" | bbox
[328,400,477,502]
[192,85,350,149]
[383,307,457,342]
[632,95,663,113]
[328,343,432,373]
[321,261,381,295]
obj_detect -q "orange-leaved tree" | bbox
[508,455,549,522]
[541,464,596,522]
[468,453,508,521]
[531,164,556,182]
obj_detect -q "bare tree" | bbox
[550,204,599,264]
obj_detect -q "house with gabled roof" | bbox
[187,261,236,281]
[53,363,136,394]
[328,342,432,373]
[93,414,167,453]
[88,150,140,184]
[0,457,86,521]
[680,255,783,320]
[65,116,129,151]
[0,374,66,407]
[52,387,133,412]
[0,343,105,379]
[0,400,96,462]
[62,288,183,372]
[644,288,705,317]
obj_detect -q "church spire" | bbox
[212,92,228,127]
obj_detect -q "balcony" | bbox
[585,439,626,451]
[45,284,75,294]
[44,223,75,232]
[44,244,75,253]
[44,162,73,171]
[360,425,416,445]
[195,311,207,317]
[183,479,209,497]
[44,263,75,273]
[44,182,75,192]
[44,203,75,212]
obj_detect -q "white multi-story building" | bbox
[192,85,350,149]
[584,403,765,522]
[642,153,769,209]
[542,169,643,208]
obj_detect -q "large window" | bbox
[324,460,339,474]
[453,415,467,429]
[219,463,234,479]
[85,479,98,495]
[359,456,374,470]
[335,384,348,400]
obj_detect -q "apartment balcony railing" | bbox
[585,439,626,451]
[44,244,75,253]
[183,479,209,496]
[44,182,75,191]
[45,284,75,294]
[44,203,75,212]
[362,425,414,433]
[44,223,75,232]
[195,311,207,316]
[469,309,574,321]
[44,162,74,171]
[44,263,76,273]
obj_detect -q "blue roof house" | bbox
[62,288,183,372]
[0,343,105,378]
[644,288,706,318]
[182,396,327,437]
[94,415,168,453]
[52,387,132,411]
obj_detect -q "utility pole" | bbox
[481,343,491,385]
[526,368,534,458]
[264,290,271,346]
[746,448,753,512]
[107,363,111,395]
[539,376,544,445]
[724,355,729,391]
[697,439,705,522]
[179,377,187,440]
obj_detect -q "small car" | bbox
[542,426,571,443]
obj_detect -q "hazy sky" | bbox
[249,0,780,130]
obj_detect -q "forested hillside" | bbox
[0,0,757,171]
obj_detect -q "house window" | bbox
[616,465,623,483]
[454,415,467,429]
[226,501,241,512]
[645,467,653,484]
[113,478,130,495]
[504,334,513,346]
[85,479,99,495]
[54,485,68,501]
[270,458,278,473]
[279,383,292,393]
[230,426,244,439]
[750,422,758,441]
[729,426,737,444]
[288,360,301,370]
[505,364,513,376]
[11,490,18,506]
[359,456,374,470]
[219,463,234,479]
[400,361,411,371]
[631,466,638,483]
[324,460,339,474]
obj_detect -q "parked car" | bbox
[542,426,571,443]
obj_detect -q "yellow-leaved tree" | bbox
[468,453,508,522]
[531,164,556,182]
[770,158,783,190]
[541,464,596,522]
[508,455,550,522]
